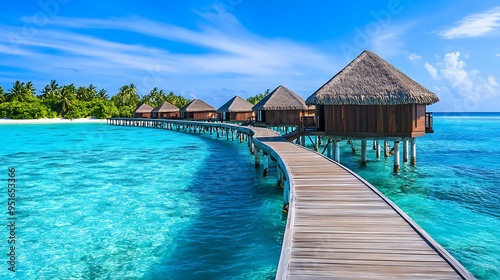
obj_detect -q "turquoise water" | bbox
[0,123,285,279]
[310,114,499,280]
[1,114,499,279]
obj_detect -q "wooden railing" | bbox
[426,112,434,133]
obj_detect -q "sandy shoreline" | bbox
[0,117,107,124]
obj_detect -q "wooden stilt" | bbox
[334,140,340,162]
[263,153,269,176]
[277,165,283,187]
[249,137,255,154]
[255,148,260,167]
[361,139,367,165]
[403,138,409,163]
[394,141,400,172]
[411,138,417,166]
[376,140,380,158]
[326,140,332,158]
[384,140,389,157]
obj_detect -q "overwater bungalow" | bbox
[217,95,254,122]
[180,99,217,120]
[306,50,439,171]
[152,101,179,119]
[252,85,314,128]
[133,103,154,118]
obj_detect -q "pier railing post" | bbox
[255,147,260,168]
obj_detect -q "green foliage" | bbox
[1,80,191,119]
[7,81,38,103]
[140,88,191,108]
[1,100,51,119]
[247,89,270,105]
[0,86,5,103]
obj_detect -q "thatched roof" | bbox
[180,99,216,112]
[152,101,179,113]
[134,103,154,113]
[217,96,254,113]
[252,85,311,111]
[306,50,439,105]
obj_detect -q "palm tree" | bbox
[40,80,60,100]
[115,83,140,107]
[8,81,25,102]
[87,84,98,100]
[97,89,109,100]
[76,86,90,101]
[57,84,76,116]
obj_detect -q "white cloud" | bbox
[424,63,439,80]
[488,76,498,87]
[495,54,500,57]
[440,52,472,89]
[408,53,422,62]
[439,6,500,39]
[424,52,499,111]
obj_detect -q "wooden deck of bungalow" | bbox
[108,118,474,280]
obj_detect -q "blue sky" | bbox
[0,0,499,111]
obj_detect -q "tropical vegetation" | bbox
[246,89,270,105]
[0,80,192,119]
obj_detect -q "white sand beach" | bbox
[0,117,107,124]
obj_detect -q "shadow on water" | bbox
[143,135,286,280]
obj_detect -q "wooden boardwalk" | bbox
[108,118,474,279]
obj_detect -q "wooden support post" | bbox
[326,140,332,158]
[248,137,255,154]
[351,141,355,153]
[315,136,319,151]
[403,138,409,163]
[334,140,340,162]
[394,141,400,172]
[384,140,389,157]
[376,140,380,158]
[300,135,306,147]
[361,139,367,165]
[263,153,269,177]
[410,138,417,166]
[277,165,283,187]
[254,147,260,168]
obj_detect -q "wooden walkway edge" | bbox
[107,118,475,280]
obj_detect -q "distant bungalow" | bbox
[217,95,254,122]
[306,50,439,171]
[180,99,217,120]
[133,103,154,118]
[152,101,179,119]
[252,85,314,127]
